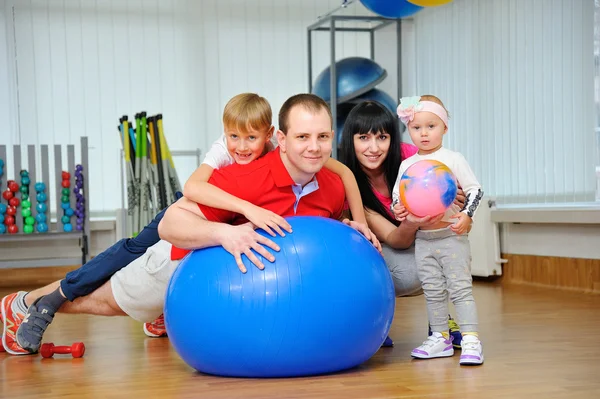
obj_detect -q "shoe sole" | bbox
[142,324,167,338]
[411,349,454,359]
[1,295,30,356]
[460,355,484,365]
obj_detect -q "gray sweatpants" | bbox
[381,244,423,297]
[415,227,479,333]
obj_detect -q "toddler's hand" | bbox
[392,203,408,221]
[450,212,472,235]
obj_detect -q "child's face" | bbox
[407,111,446,155]
[225,126,274,165]
[353,131,391,173]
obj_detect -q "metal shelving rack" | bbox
[307,14,403,159]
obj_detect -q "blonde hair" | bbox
[420,94,450,119]
[223,93,272,134]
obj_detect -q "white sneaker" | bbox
[411,332,454,359]
[459,334,484,365]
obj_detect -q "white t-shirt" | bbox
[201,134,276,169]
[392,147,483,221]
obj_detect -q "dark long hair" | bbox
[338,101,403,224]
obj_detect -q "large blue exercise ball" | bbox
[312,57,387,103]
[360,0,423,18]
[165,216,395,378]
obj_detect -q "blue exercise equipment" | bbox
[360,0,422,19]
[165,216,395,378]
[348,88,397,114]
[312,57,387,103]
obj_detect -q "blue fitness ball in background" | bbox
[360,0,422,19]
[165,216,395,378]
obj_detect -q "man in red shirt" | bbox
[3,94,379,326]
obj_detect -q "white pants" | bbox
[110,240,180,322]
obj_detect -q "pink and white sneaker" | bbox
[411,332,454,359]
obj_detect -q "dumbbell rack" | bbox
[0,137,90,269]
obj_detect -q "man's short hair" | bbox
[278,94,332,134]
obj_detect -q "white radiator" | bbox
[469,197,507,277]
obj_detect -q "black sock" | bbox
[36,288,68,316]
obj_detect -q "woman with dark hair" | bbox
[339,101,465,347]
[339,101,439,296]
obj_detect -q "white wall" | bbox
[0,0,375,213]
[409,0,597,205]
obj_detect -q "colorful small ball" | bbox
[61,195,70,203]
[35,182,46,192]
[22,209,31,217]
[36,192,47,202]
[23,225,34,234]
[35,213,47,223]
[61,215,71,224]
[9,197,20,207]
[0,224,5,234]
[0,204,6,214]
[20,185,29,194]
[36,222,48,233]
[6,206,16,216]
[36,203,48,213]
[21,194,29,201]
[25,216,35,226]
[62,171,70,180]
[65,208,74,217]
[8,224,18,234]
[21,176,30,185]
[61,203,70,210]
[63,223,73,232]
[398,160,458,217]
[20,170,29,177]
[4,215,15,225]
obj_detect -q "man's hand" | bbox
[342,219,382,252]
[242,203,293,237]
[449,212,472,235]
[220,223,280,273]
[454,184,466,208]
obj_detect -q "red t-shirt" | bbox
[171,148,346,260]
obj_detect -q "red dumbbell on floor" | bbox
[40,342,85,358]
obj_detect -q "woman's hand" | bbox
[404,212,445,228]
[454,184,466,208]
[242,203,293,237]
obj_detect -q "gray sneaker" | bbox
[16,297,54,354]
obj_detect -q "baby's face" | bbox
[407,112,447,155]
[225,126,273,165]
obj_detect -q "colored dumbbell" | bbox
[40,342,85,358]
[20,169,32,233]
[74,165,85,231]
[35,181,48,233]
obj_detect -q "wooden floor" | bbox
[1,282,599,399]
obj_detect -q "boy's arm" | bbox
[183,164,292,237]
[158,197,279,272]
[324,158,367,224]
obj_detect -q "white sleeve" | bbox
[391,162,409,204]
[201,135,234,169]
[453,153,484,218]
